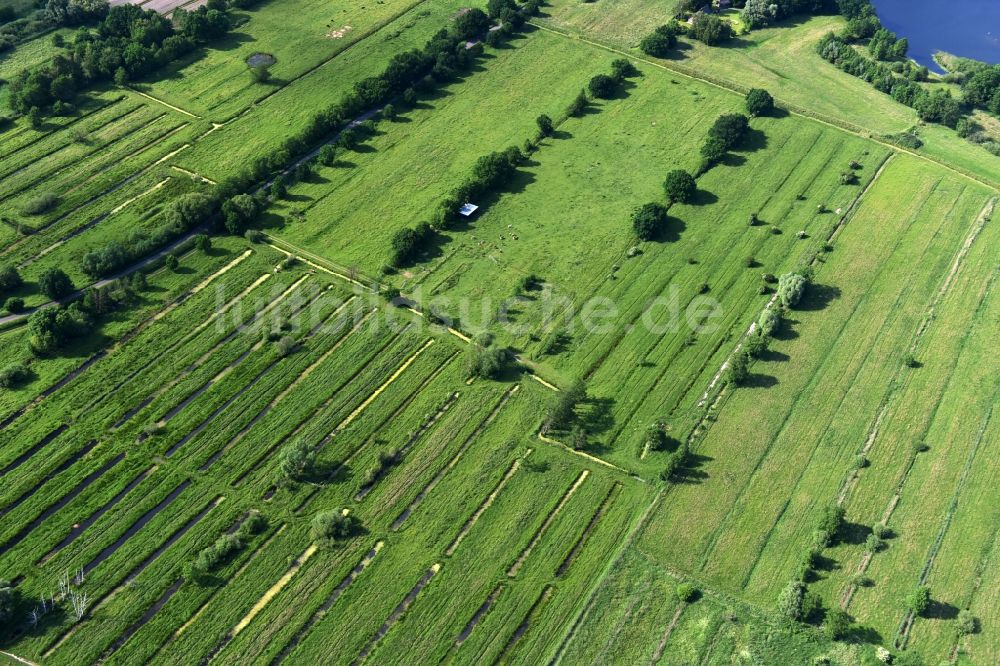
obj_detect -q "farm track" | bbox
[269,542,384,665]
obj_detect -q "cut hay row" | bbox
[350,563,441,666]
[507,469,589,577]
[556,483,620,578]
[392,385,520,530]
[80,480,192,578]
[38,466,157,566]
[0,449,119,560]
[41,479,197,657]
[42,493,225,661]
[445,450,533,557]
[270,542,384,666]
[0,111,168,205]
[203,544,318,664]
[494,585,554,666]
[649,604,687,664]
[0,439,99,519]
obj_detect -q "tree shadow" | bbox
[795,283,841,311]
[846,624,883,645]
[673,452,711,484]
[743,373,778,388]
[771,316,800,341]
[758,348,789,363]
[924,599,960,620]
[736,127,768,153]
[838,521,872,546]
[719,152,747,167]
[650,215,686,243]
[578,396,615,436]
[690,188,718,206]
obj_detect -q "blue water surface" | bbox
[871,0,1000,72]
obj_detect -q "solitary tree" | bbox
[38,267,73,299]
[311,510,360,544]
[279,438,316,480]
[587,74,617,99]
[777,580,805,621]
[777,272,807,308]
[726,352,750,386]
[906,586,931,616]
[535,114,554,137]
[0,264,22,293]
[632,202,668,241]
[745,88,774,117]
[663,169,696,203]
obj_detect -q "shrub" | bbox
[745,88,774,116]
[632,202,668,241]
[318,144,338,166]
[279,438,316,480]
[0,264,23,292]
[824,608,851,640]
[567,89,589,117]
[872,522,889,539]
[311,510,360,544]
[222,193,259,235]
[957,609,978,636]
[0,363,30,389]
[663,169,696,203]
[777,580,805,620]
[240,512,268,536]
[5,297,25,313]
[777,272,807,308]
[610,58,638,80]
[676,582,698,603]
[743,333,768,358]
[165,254,179,271]
[28,303,93,354]
[645,423,675,452]
[194,234,211,252]
[689,13,733,45]
[758,307,781,336]
[535,113,554,137]
[21,191,58,215]
[816,503,845,539]
[865,533,884,553]
[193,533,242,573]
[639,23,678,57]
[725,352,750,386]
[276,335,295,356]
[906,586,931,616]
[465,343,508,379]
[38,267,74,299]
[587,73,617,99]
[542,378,585,433]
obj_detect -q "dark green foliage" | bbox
[567,89,589,117]
[777,580,806,620]
[465,343,509,380]
[0,363,30,389]
[536,113,554,137]
[663,169,696,203]
[452,7,490,40]
[28,303,93,354]
[279,438,316,480]
[21,191,59,215]
[610,57,638,80]
[38,267,73,299]
[543,378,586,433]
[660,440,690,481]
[588,73,617,99]
[5,297,25,314]
[0,264,22,293]
[745,88,774,116]
[632,202,668,241]
[0,579,19,625]
[906,586,931,616]
[222,193,259,235]
[390,222,435,267]
[676,582,698,602]
[639,23,678,57]
[165,254,179,271]
[743,332,769,358]
[725,352,750,386]
[194,234,211,252]
[311,510,361,544]
[688,13,734,46]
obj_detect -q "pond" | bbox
[871,0,1000,72]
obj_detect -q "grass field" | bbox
[1,0,998,663]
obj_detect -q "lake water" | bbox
[871,0,1000,72]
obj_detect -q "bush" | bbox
[906,586,931,616]
[542,378,586,433]
[38,267,74,299]
[816,503,845,538]
[676,582,698,602]
[632,202,668,241]
[567,89,589,117]
[587,74,617,99]
[745,88,774,116]
[777,580,805,621]
[758,307,781,336]
[28,303,93,354]
[193,533,242,573]
[0,264,23,292]
[311,510,360,544]
[725,352,750,386]
[956,609,978,636]
[865,533,884,553]
[663,169,696,203]
[194,234,211,252]
[5,297,25,313]
[535,113,554,137]
[743,332,769,358]
[276,335,295,356]
[0,363,30,389]
[465,343,508,379]
[21,191,59,215]
[777,272,807,308]
[279,438,316,480]
[639,23,678,57]
[610,58,638,80]
[318,144,338,166]
[824,608,851,640]
[165,254,179,271]
[222,193,259,234]
[689,13,734,45]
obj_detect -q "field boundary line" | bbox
[0,651,38,666]
[127,87,201,118]
[527,22,999,193]
[338,338,436,431]
[537,432,630,475]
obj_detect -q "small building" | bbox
[459,203,479,218]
